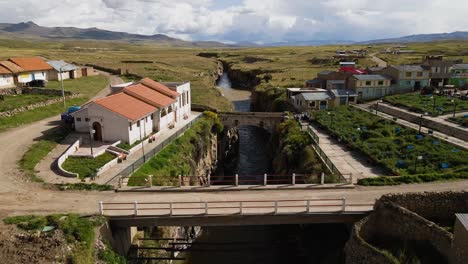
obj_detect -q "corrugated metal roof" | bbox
[392,65,425,72]
[299,92,332,101]
[456,214,468,230]
[329,89,357,97]
[47,60,78,72]
[453,64,468,70]
[353,74,389,81]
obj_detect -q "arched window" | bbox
[168,105,173,113]
[182,93,186,106]
[161,108,167,117]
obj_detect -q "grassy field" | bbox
[448,115,468,127]
[62,152,115,179]
[0,94,60,112]
[384,93,468,116]
[315,106,468,178]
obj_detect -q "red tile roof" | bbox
[0,64,12,75]
[124,83,176,108]
[0,61,24,73]
[9,57,53,71]
[140,78,180,98]
[94,92,156,121]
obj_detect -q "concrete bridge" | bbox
[218,112,286,133]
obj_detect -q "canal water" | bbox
[216,72,272,177]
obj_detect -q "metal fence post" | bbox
[321,173,325,185]
[341,197,346,212]
[239,202,243,215]
[274,201,278,214]
[263,174,267,186]
[207,174,211,187]
[169,203,173,216]
[235,174,239,186]
[118,176,122,188]
[178,175,182,187]
[292,173,296,185]
[148,175,152,188]
[99,201,104,215]
[306,200,310,213]
[349,173,353,184]
[134,201,138,216]
[205,202,208,215]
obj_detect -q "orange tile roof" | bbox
[140,78,180,98]
[124,83,176,108]
[0,61,24,73]
[94,92,156,121]
[0,64,12,75]
[9,57,53,71]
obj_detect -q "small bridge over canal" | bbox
[218,112,286,133]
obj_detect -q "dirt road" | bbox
[369,53,388,67]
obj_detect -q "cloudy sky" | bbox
[0,0,467,43]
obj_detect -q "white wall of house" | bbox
[0,74,15,88]
[17,71,48,83]
[159,103,177,131]
[174,83,191,121]
[355,87,390,100]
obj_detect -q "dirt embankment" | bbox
[0,222,70,263]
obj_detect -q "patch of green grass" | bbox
[19,126,72,182]
[0,97,85,132]
[46,75,108,97]
[0,94,60,112]
[62,152,116,179]
[128,112,223,186]
[315,106,468,178]
[54,183,113,191]
[448,115,467,127]
[98,241,127,264]
[384,93,468,116]
[358,172,468,186]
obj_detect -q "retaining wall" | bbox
[378,103,468,141]
[57,139,81,178]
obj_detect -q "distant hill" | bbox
[361,31,468,44]
[0,21,232,47]
[261,40,356,47]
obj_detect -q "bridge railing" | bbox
[99,198,373,217]
[121,173,351,188]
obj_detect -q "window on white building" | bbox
[168,106,173,113]
[161,108,167,117]
[137,121,140,127]
[76,117,82,122]
[129,122,132,131]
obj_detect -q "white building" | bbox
[0,63,14,89]
[73,78,191,145]
[47,60,79,81]
[8,57,54,85]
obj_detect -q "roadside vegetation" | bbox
[315,106,468,185]
[448,115,468,127]
[3,214,125,263]
[128,111,223,186]
[384,93,468,116]
[0,93,59,112]
[273,119,330,183]
[62,152,115,179]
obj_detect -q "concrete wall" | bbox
[452,215,468,264]
[377,103,468,142]
[0,74,15,88]
[57,139,80,178]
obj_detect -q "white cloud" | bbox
[0,0,467,42]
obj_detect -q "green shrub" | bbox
[55,183,113,191]
[3,215,47,230]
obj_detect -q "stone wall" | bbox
[344,216,398,264]
[380,192,468,226]
[345,192,467,264]
[377,103,468,141]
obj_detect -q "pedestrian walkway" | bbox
[354,104,468,150]
[308,123,388,183]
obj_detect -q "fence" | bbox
[105,115,202,185]
[307,125,320,144]
[126,173,348,188]
[99,198,373,217]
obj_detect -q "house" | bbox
[328,89,357,106]
[450,64,468,88]
[47,60,80,80]
[317,70,353,90]
[348,74,391,101]
[72,78,191,145]
[366,66,384,75]
[422,56,458,87]
[0,63,15,89]
[339,62,356,68]
[292,89,333,111]
[382,65,430,93]
[8,57,54,86]
[0,60,24,87]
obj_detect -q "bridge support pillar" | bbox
[109,223,137,256]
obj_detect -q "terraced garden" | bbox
[315,106,468,185]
